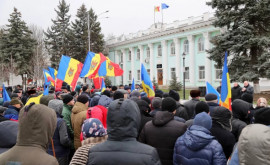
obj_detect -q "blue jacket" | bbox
[173,125,226,165]
[4,106,20,120]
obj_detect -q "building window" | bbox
[146,47,150,58]
[171,42,175,55]
[158,44,162,57]
[137,49,140,60]
[129,71,132,80]
[137,70,140,80]
[120,53,123,63]
[184,67,189,80]
[215,67,222,80]
[184,40,189,53]
[147,69,150,76]
[198,37,204,52]
[128,51,132,61]
[171,68,176,79]
[199,66,205,80]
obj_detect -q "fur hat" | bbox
[169,90,180,101]
[190,90,201,98]
[193,112,212,130]
[161,97,177,112]
[62,94,74,104]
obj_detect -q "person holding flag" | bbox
[141,64,155,97]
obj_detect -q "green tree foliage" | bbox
[169,73,182,91]
[207,0,270,83]
[104,77,112,86]
[44,0,71,68]
[0,8,36,79]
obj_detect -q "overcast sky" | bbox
[0,0,214,37]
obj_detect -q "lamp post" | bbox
[182,52,186,100]
[23,73,27,92]
[88,10,109,51]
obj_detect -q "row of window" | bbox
[120,37,205,62]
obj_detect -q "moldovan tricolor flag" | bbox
[80,52,107,79]
[57,55,83,91]
[98,57,123,77]
[101,78,106,93]
[141,64,155,97]
[43,69,55,86]
[220,52,232,110]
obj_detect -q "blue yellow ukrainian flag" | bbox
[57,55,83,91]
[2,84,11,102]
[101,78,106,92]
[131,78,135,92]
[80,52,107,78]
[48,67,57,80]
[43,69,55,86]
[141,64,155,97]
[220,52,232,110]
[206,81,220,104]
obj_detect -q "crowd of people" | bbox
[0,82,269,165]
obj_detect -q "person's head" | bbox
[152,97,162,109]
[256,97,268,108]
[77,95,89,107]
[211,106,232,131]
[254,107,270,125]
[11,93,19,100]
[190,90,200,98]
[124,86,131,94]
[9,99,22,109]
[119,85,124,89]
[130,91,141,98]
[117,89,128,99]
[162,93,169,98]
[205,93,218,103]
[111,86,117,92]
[48,99,64,116]
[232,99,251,122]
[195,101,209,114]
[161,97,177,113]
[243,81,249,87]
[75,85,81,94]
[98,95,112,108]
[107,99,141,140]
[155,93,163,98]
[102,90,111,98]
[113,91,124,100]
[13,89,22,98]
[141,96,151,105]
[40,95,54,106]
[82,86,88,92]
[241,93,253,104]
[193,112,212,130]
[62,94,75,106]
[233,82,239,87]
[17,103,57,149]
[61,86,68,93]
[0,106,7,115]
[135,100,151,114]
[169,90,180,101]
[55,91,62,99]
[27,89,36,96]
[81,118,107,140]
[0,120,19,154]
[90,95,101,107]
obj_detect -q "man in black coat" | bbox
[139,97,187,165]
[169,90,189,120]
[205,93,219,115]
[231,82,242,101]
[210,107,236,159]
[87,99,161,165]
[183,90,201,119]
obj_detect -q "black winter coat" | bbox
[139,111,187,165]
[207,102,219,115]
[231,85,242,101]
[183,99,200,120]
[88,99,161,165]
[210,121,236,159]
[175,102,189,120]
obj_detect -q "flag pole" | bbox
[161,7,163,26]
[154,7,156,28]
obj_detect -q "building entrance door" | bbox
[157,69,163,85]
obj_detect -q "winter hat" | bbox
[152,97,162,109]
[9,99,21,106]
[211,106,232,131]
[62,94,74,104]
[98,95,112,107]
[205,93,218,101]
[141,96,151,105]
[140,92,147,98]
[155,93,163,98]
[193,112,212,130]
[135,100,151,113]
[70,91,77,97]
[40,95,54,106]
[117,89,128,94]
[82,86,88,92]
[195,101,209,114]
[102,90,111,98]
[112,86,117,91]
[124,86,130,90]
[0,106,7,114]
[82,118,107,139]
[27,89,36,95]
[113,91,124,100]
[11,93,18,99]
[254,107,270,125]
[48,99,64,115]
[75,85,81,93]
[130,91,140,98]
[77,95,89,104]
[155,89,164,95]
[190,90,201,98]
[90,95,101,107]
[0,121,19,153]
[161,97,177,112]
[241,93,253,104]
[169,90,180,101]
[162,93,169,98]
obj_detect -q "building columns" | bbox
[173,38,181,82]
[148,43,154,81]
[203,32,212,84]
[161,40,168,85]
[121,49,127,85]
[187,35,195,86]
[129,47,135,81]
[138,45,144,66]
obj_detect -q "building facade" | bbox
[106,12,223,88]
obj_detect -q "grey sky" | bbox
[0,0,214,37]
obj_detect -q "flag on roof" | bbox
[154,6,160,12]
[161,3,169,9]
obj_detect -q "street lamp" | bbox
[23,73,27,92]
[88,10,109,51]
[182,52,186,100]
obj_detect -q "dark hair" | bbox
[82,86,88,92]
[112,86,117,91]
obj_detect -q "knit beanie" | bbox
[77,95,89,104]
[113,91,124,100]
[195,101,209,114]
[62,94,74,104]
[169,90,180,101]
[241,93,253,104]
[48,99,64,115]
[9,99,21,106]
[82,118,107,139]
[254,107,270,125]
[193,112,212,130]
[152,97,162,109]
[161,97,177,112]
[40,95,54,106]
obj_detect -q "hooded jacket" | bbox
[88,99,161,165]
[0,121,18,154]
[174,125,226,165]
[0,104,58,165]
[62,104,74,140]
[71,102,88,149]
[139,111,187,165]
